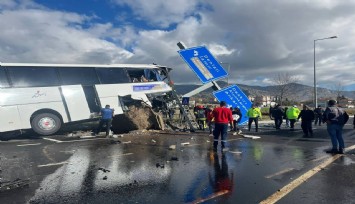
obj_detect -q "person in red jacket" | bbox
[212,101,234,152]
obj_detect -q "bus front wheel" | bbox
[31,113,61,135]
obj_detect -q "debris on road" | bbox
[168,145,176,150]
[0,178,30,192]
[181,142,190,146]
[229,151,242,154]
[156,163,165,168]
[171,157,179,161]
[242,135,261,139]
[109,140,121,144]
[122,141,132,144]
[98,167,111,173]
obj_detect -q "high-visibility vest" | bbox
[247,108,262,118]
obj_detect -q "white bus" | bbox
[0,63,172,135]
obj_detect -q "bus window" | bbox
[126,68,162,82]
[96,68,130,84]
[59,67,99,85]
[8,67,59,87]
[0,68,10,87]
[126,68,145,82]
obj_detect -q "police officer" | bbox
[247,104,262,132]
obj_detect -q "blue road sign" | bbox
[213,85,252,125]
[182,97,190,105]
[178,46,228,84]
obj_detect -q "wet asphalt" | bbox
[0,120,355,204]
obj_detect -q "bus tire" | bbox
[31,113,62,135]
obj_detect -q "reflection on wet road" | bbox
[1,125,355,203]
[22,133,338,204]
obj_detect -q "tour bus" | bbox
[0,63,172,135]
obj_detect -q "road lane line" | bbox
[192,190,229,204]
[38,161,68,168]
[108,153,134,158]
[265,168,294,179]
[260,144,355,204]
[17,143,41,147]
[42,137,63,143]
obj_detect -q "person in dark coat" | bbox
[314,105,324,126]
[272,104,284,129]
[297,105,315,137]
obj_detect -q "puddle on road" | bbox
[27,138,326,203]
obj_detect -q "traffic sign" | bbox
[182,97,190,105]
[178,46,228,84]
[213,85,251,125]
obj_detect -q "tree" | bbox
[271,73,299,106]
[332,82,345,103]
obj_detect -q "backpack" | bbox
[338,109,349,125]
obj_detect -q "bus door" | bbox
[82,85,101,113]
[61,85,91,121]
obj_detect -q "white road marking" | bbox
[17,143,41,147]
[37,161,68,168]
[260,144,355,204]
[42,137,63,143]
[265,168,294,179]
[192,190,229,204]
[108,153,134,158]
[310,155,328,162]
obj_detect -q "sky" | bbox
[1,0,355,91]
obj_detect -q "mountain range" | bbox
[174,81,355,102]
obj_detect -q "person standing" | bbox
[206,106,214,136]
[272,104,284,129]
[323,100,349,154]
[212,101,234,152]
[232,107,242,135]
[247,104,262,132]
[95,104,114,137]
[284,107,290,127]
[196,105,207,130]
[297,105,315,137]
[314,105,324,126]
[286,105,300,131]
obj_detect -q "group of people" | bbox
[270,104,301,131]
[95,100,353,155]
[270,104,323,137]
[270,100,352,154]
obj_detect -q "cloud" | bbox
[112,0,204,28]
[0,1,133,64]
[1,0,355,90]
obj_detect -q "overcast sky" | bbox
[1,0,355,90]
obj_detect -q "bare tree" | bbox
[332,82,345,101]
[271,73,299,106]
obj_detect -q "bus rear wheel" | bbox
[31,113,61,135]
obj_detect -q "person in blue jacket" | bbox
[95,104,114,137]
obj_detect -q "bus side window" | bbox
[126,68,145,83]
[8,67,59,87]
[96,68,130,84]
[0,68,10,88]
[59,68,99,85]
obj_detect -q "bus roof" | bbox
[0,62,171,69]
